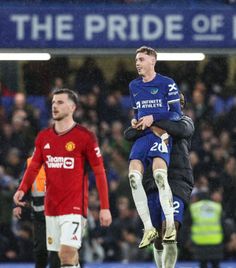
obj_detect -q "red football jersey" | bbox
[19,124,109,217]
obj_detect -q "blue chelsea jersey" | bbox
[129,73,180,120]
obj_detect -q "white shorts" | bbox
[45,214,87,251]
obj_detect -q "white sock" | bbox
[162,242,178,268]
[153,169,174,233]
[153,244,163,268]
[129,170,153,230]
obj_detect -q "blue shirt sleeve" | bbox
[167,79,180,104]
[129,83,138,120]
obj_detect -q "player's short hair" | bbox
[136,46,157,60]
[52,88,79,108]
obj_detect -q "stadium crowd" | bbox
[0,56,236,264]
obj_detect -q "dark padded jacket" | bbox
[143,115,195,206]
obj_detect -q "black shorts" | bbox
[33,219,47,253]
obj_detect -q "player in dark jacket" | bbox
[124,93,194,268]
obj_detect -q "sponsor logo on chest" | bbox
[46,155,74,169]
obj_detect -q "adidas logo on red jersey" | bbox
[44,143,50,149]
[72,235,78,240]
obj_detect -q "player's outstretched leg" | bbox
[129,167,158,248]
[153,168,176,242]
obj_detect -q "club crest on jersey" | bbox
[150,88,159,95]
[65,141,76,152]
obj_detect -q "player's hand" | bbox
[131,119,138,128]
[13,190,26,207]
[99,209,112,227]
[13,207,22,219]
[136,115,154,130]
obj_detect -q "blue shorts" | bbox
[129,133,172,168]
[147,192,185,228]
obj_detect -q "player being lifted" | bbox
[128,46,181,248]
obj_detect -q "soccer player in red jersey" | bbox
[13,88,112,268]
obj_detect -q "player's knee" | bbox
[153,169,167,189]
[129,159,143,173]
[59,246,77,265]
[128,170,142,189]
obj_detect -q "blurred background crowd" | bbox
[0,54,236,264]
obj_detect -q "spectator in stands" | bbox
[51,77,64,93]
[10,111,35,157]
[0,80,15,97]
[9,92,40,133]
[110,60,136,95]
[74,57,105,95]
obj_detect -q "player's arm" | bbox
[124,116,194,141]
[85,133,112,227]
[13,136,43,206]
[136,111,180,130]
[129,86,139,128]
[153,116,195,139]
[13,161,32,207]
[167,79,182,116]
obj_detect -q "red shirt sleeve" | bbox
[18,133,44,194]
[85,132,110,209]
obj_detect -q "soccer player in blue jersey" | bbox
[128,46,182,249]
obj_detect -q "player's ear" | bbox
[71,102,77,113]
[151,57,156,66]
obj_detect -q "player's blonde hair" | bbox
[136,46,157,60]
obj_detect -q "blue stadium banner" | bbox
[0,6,236,48]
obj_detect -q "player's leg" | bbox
[152,157,175,241]
[161,196,185,268]
[58,245,78,268]
[49,251,61,268]
[129,159,158,248]
[46,214,85,268]
[153,233,163,268]
[146,190,163,268]
[129,136,158,248]
[33,219,48,268]
[58,214,86,267]
[161,221,179,268]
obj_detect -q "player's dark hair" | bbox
[52,88,79,108]
[136,46,157,60]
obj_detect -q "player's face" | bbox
[135,52,156,77]
[52,93,75,121]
